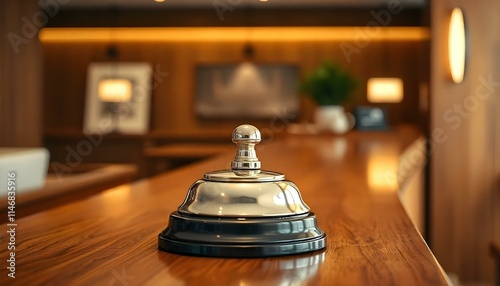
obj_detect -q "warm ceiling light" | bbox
[259,0,269,2]
[448,7,467,84]
[39,27,430,42]
[154,0,165,2]
[367,78,404,103]
[98,79,132,102]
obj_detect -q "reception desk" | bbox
[0,164,138,223]
[0,126,449,285]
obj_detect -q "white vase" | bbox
[314,106,354,134]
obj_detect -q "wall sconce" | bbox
[367,78,404,103]
[448,7,467,84]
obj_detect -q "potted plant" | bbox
[300,61,357,133]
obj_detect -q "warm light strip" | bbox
[39,27,430,42]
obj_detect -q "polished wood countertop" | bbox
[0,127,448,285]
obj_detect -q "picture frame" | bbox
[83,62,152,134]
[195,63,300,119]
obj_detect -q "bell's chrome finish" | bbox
[177,179,309,217]
[231,124,261,170]
[203,169,284,182]
[177,125,309,217]
[158,124,326,257]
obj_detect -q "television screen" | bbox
[195,63,299,119]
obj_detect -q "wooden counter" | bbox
[0,164,138,223]
[0,127,449,285]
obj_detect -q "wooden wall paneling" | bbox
[407,42,425,125]
[0,0,42,147]
[296,42,318,123]
[430,0,500,283]
[43,42,98,131]
[0,0,6,142]
[494,26,500,267]
[417,40,431,134]
[146,42,165,130]
[43,39,429,135]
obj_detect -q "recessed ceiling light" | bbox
[259,0,268,2]
[154,0,165,3]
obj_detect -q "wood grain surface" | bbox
[0,127,448,285]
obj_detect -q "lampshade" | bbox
[448,7,467,84]
[367,78,404,103]
[98,79,132,102]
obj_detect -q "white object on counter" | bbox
[0,148,50,193]
[314,106,355,134]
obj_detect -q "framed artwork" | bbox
[195,63,300,119]
[83,62,152,134]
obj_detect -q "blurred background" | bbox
[0,0,498,285]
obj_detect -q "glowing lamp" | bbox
[98,79,132,102]
[367,78,404,103]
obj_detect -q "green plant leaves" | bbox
[300,62,357,106]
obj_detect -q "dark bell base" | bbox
[158,212,327,258]
[158,234,326,258]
